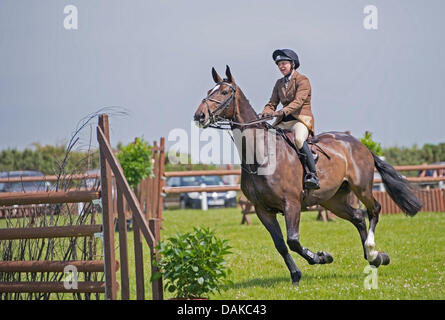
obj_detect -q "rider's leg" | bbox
[292,121,309,150]
[292,122,320,189]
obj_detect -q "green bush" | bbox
[116,137,154,189]
[361,131,383,156]
[152,227,233,299]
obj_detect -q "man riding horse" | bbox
[260,49,320,190]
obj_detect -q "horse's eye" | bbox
[222,90,228,95]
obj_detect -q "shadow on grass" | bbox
[233,276,290,289]
[233,271,364,289]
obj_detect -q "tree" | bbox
[360,131,383,156]
[116,137,154,189]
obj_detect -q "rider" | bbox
[260,49,320,190]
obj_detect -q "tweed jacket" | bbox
[262,70,314,132]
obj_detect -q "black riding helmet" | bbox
[272,49,300,69]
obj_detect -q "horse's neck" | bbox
[232,90,259,126]
[232,89,270,165]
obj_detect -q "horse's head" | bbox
[194,65,237,128]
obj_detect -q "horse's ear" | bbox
[225,65,235,83]
[212,67,222,83]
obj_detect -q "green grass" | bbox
[143,209,445,300]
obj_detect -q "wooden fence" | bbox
[0,114,163,300]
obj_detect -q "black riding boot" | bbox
[300,141,320,190]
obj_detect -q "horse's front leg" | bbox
[284,201,334,265]
[255,205,302,285]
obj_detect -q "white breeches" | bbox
[276,120,309,149]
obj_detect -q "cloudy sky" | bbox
[1,0,444,163]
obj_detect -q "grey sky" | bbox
[1,0,444,160]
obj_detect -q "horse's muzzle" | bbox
[194,111,205,122]
[193,111,210,128]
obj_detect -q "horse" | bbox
[193,65,422,285]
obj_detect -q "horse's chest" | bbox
[241,175,281,205]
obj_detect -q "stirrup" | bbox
[304,173,320,190]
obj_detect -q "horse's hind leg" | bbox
[349,183,390,267]
[255,205,302,285]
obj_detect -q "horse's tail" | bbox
[372,153,422,216]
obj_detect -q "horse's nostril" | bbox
[194,111,206,123]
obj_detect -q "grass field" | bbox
[1,208,444,300]
[140,208,445,300]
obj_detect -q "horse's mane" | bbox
[235,86,266,128]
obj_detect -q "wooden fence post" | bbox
[156,138,165,223]
[133,217,145,300]
[151,141,160,220]
[117,188,130,300]
[149,218,163,300]
[98,114,117,300]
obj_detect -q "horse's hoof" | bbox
[318,251,334,264]
[380,252,390,266]
[369,254,382,268]
[291,271,302,284]
[292,281,299,287]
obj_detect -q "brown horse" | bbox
[193,66,422,285]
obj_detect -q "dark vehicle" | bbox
[164,175,237,209]
[0,171,51,192]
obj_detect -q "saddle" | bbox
[281,130,331,173]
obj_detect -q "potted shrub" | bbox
[151,227,233,299]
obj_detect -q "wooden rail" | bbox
[163,185,240,194]
[0,225,101,240]
[163,165,445,187]
[0,174,100,183]
[0,190,100,206]
[164,169,241,177]
[393,164,445,171]
[374,176,445,183]
[163,165,445,178]
[0,260,117,273]
[0,282,108,293]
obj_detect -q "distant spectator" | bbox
[222,164,238,185]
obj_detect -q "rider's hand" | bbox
[272,110,284,117]
[260,111,273,118]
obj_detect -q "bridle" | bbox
[201,81,237,129]
[201,81,273,130]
